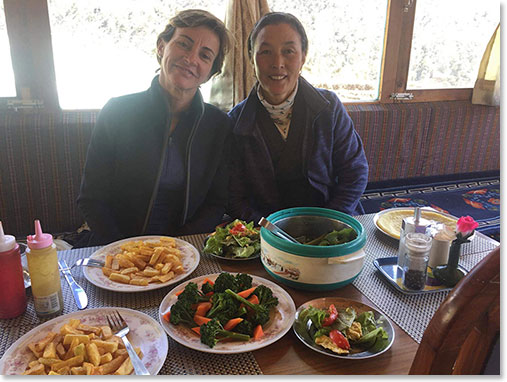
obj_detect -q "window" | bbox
[408,0,498,89]
[268,0,388,102]
[2,0,501,109]
[47,0,225,109]
[0,3,16,98]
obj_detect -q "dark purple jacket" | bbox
[78,76,232,245]
[227,77,368,224]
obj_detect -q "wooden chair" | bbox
[409,246,500,375]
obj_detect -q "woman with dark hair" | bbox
[227,12,369,223]
[78,9,234,245]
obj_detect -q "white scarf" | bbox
[257,81,299,140]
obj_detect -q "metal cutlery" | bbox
[61,257,105,271]
[105,310,150,375]
[258,217,301,244]
[58,258,88,310]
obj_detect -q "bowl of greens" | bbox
[260,207,367,290]
[203,220,260,260]
[293,297,394,359]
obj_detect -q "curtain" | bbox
[472,23,500,106]
[209,0,270,112]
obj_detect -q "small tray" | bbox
[373,256,468,295]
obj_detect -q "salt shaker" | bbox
[0,222,27,318]
[428,225,455,268]
[402,232,432,291]
[397,208,431,273]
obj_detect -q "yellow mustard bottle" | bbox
[26,219,63,318]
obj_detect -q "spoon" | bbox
[258,217,300,244]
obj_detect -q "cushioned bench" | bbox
[0,100,500,239]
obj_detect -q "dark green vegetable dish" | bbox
[297,227,357,246]
[165,272,279,348]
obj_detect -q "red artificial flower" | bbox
[456,216,479,237]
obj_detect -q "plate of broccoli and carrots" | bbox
[158,272,296,354]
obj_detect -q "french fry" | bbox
[109,273,131,284]
[78,324,102,336]
[100,326,113,339]
[102,267,113,277]
[100,352,113,365]
[97,354,128,375]
[63,334,90,346]
[86,343,101,367]
[23,319,142,376]
[91,339,119,354]
[50,355,85,371]
[120,266,139,275]
[101,238,184,286]
[42,342,57,359]
[34,332,57,353]
[22,363,46,375]
[129,278,150,286]
[70,366,86,375]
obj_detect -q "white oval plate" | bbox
[0,307,168,375]
[83,236,200,293]
[293,297,395,359]
[158,273,296,354]
[373,207,458,240]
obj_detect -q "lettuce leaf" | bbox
[334,307,356,331]
[355,311,377,334]
[354,327,389,352]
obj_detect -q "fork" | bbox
[59,257,105,271]
[105,310,150,375]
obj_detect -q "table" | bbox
[0,213,498,375]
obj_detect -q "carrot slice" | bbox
[194,314,212,326]
[162,310,171,322]
[223,318,243,331]
[253,324,264,340]
[202,278,215,286]
[191,327,201,336]
[247,294,259,305]
[195,302,212,317]
[205,291,214,297]
[237,287,256,298]
[175,289,184,296]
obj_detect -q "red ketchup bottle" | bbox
[0,221,27,318]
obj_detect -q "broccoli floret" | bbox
[178,282,208,304]
[235,273,253,291]
[200,318,250,348]
[169,300,196,327]
[225,289,271,326]
[213,273,239,293]
[206,292,240,325]
[201,280,214,295]
[213,272,253,293]
[169,282,209,327]
[233,319,254,336]
[253,285,279,309]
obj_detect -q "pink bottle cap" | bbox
[27,220,53,249]
[0,221,16,252]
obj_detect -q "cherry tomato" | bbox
[322,304,338,326]
[329,329,350,350]
[229,222,247,236]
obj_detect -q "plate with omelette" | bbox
[374,207,458,240]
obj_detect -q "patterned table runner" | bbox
[352,214,498,343]
[0,234,262,375]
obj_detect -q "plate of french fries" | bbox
[83,236,200,292]
[0,307,168,375]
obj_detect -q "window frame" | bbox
[1,0,482,111]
